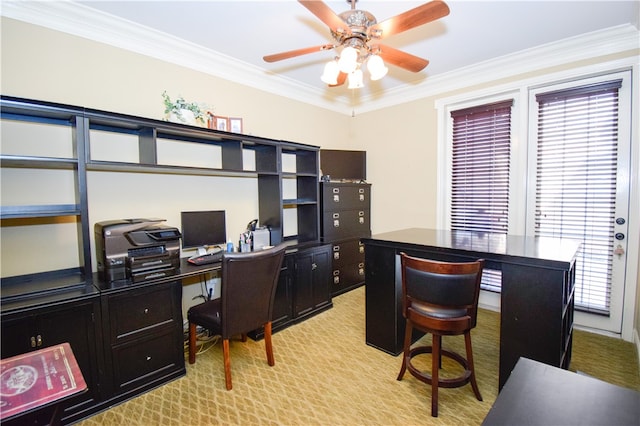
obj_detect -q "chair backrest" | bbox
[400,252,484,327]
[220,244,286,338]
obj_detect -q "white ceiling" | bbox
[3,1,639,113]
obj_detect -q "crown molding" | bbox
[355,23,639,114]
[2,1,638,116]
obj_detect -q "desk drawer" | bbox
[110,328,182,392]
[105,283,178,344]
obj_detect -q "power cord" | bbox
[183,324,220,357]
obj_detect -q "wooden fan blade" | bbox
[375,44,429,72]
[368,0,450,40]
[298,0,351,35]
[263,44,335,63]
[329,72,348,87]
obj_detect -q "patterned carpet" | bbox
[78,286,639,425]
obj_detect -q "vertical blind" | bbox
[450,100,513,292]
[535,80,622,315]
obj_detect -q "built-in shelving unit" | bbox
[0,95,324,424]
[1,95,321,296]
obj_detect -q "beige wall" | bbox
[2,17,639,341]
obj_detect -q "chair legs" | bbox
[431,334,441,417]
[188,322,197,364]
[189,321,276,391]
[265,321,275,366]
[396,320,413,381]
[465,331,482,401]
[397,323,482,417]
[223,338,232,390]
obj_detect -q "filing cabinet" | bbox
[321,182,371,296]
[100,280,185,398]
[330,239,366,295]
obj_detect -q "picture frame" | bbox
[229,117,243,133]
[214,116,229,131]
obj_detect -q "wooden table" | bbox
[482,357,640,425]
[362,228,580,389]
[0,342,87,424]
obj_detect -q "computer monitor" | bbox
[180,210,226,255]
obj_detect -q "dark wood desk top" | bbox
[0,342,87,422]
[362,228,580,270]
[482,357,640,425]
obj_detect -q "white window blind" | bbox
[450,100,513,292]
[535,80,622,315]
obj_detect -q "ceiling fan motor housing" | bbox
[332,9,377,56]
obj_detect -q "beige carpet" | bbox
[79,286,639,425]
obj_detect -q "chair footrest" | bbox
[407,345,472,389]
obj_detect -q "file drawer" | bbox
[331,262,366,294]
[322,184,371,212]
[331,238,365,268]
[322,210,371,240]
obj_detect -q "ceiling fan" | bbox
[263,0,450,87]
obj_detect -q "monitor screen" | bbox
[320,149,366,181]
[181,210,226,253]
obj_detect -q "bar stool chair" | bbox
[396,252,484,417]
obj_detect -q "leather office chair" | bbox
[396,252,484,417]
[187,244,286,390]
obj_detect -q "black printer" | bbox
[95,218,181,284]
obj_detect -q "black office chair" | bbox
[187,244,286,390]
[396,252,484,417]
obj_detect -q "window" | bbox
[450,100,513,292]
[439,69,632,332]
[533,80,622,314]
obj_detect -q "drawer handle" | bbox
[146,356,152,361]
[144,308,149,314]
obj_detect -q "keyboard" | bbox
[188,250,223,265]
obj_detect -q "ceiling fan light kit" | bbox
[321,60,340,85]
[347,69,364,89]
[263,0,450,90]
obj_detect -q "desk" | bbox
[0,342,87,424]
[362,228,580,389]
[482,357,640,425]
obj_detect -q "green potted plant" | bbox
[162,91,207,126]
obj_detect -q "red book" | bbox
[0,342,87,421]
